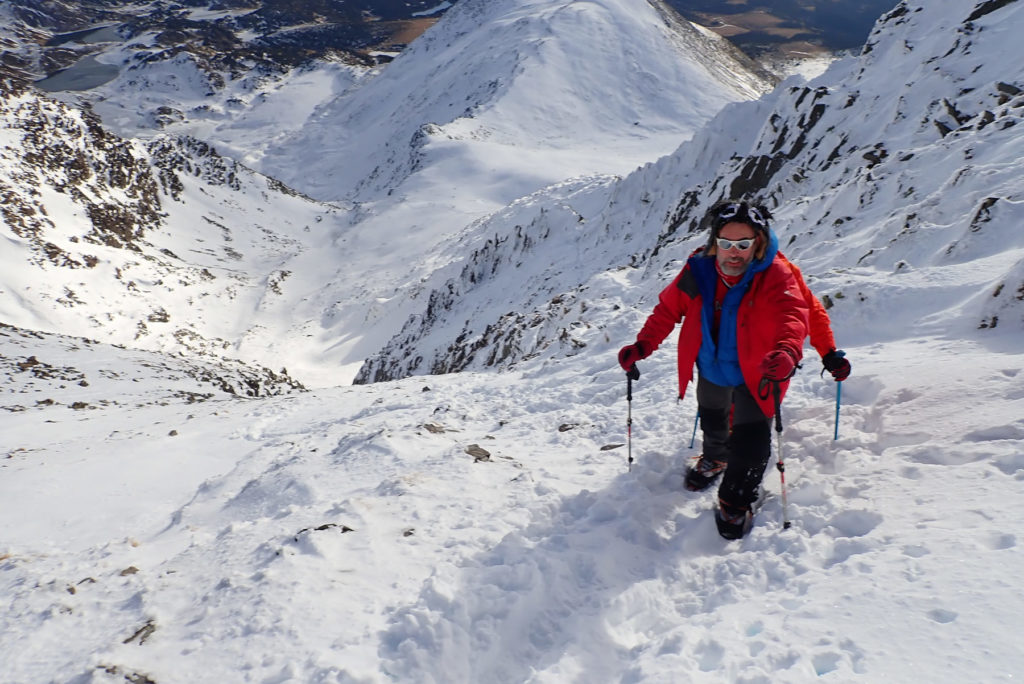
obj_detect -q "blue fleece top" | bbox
[690,229,780,387]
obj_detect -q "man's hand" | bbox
[822,349,851,381]
[760,348,797,382]
[618,341,650,372]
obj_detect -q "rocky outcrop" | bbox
[0,88,162,263]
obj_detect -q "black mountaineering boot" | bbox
[715,499,753,540]
[686,406,730,491]
[717,421,772,509]
[684,455,727,491]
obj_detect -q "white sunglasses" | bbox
[715,237,756,251]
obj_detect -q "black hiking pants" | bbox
[696,375,772,509]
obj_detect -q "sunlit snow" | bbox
[2,0,1023,682]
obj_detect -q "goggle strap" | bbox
[715,202,767,229]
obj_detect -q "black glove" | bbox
[822,349,851,381]
[618,341,650,372]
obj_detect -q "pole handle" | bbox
[772,382,783,433]
[759,377,783,432]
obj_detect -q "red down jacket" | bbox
[636,250,809,418]
[779,252,837,358]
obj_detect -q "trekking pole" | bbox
[626,364,640,471]
[770,382,792,530]
[760,377,792,530]
[834,381,842,440]
[688,409,700,449]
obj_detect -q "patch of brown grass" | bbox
[390,18,438,45]
[692,9,804,38]
[369,18,438,50]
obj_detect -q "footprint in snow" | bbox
[927,608,958,624]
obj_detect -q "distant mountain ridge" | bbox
[1,0,777,388]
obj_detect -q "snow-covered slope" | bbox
[3,300,1023,683]
[357,0,1024,383]
[88,54,368,168]
[1,0,775,388]
[0,78,346,376]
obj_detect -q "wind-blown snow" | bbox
[2,0,1024,682]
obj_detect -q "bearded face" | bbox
[715,221,760,276]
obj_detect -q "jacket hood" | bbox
[749,228,780,276]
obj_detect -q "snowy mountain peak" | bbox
[262,0,775,203]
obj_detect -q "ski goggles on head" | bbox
[715,237,756,251]
[715,202,768,229]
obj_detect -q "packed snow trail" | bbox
[2,330,1023,683]
[377,338,1024,683]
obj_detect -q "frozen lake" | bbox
[36,25,123,92]
[35,54,120,92]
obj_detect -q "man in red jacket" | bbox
[618,201,809,539]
